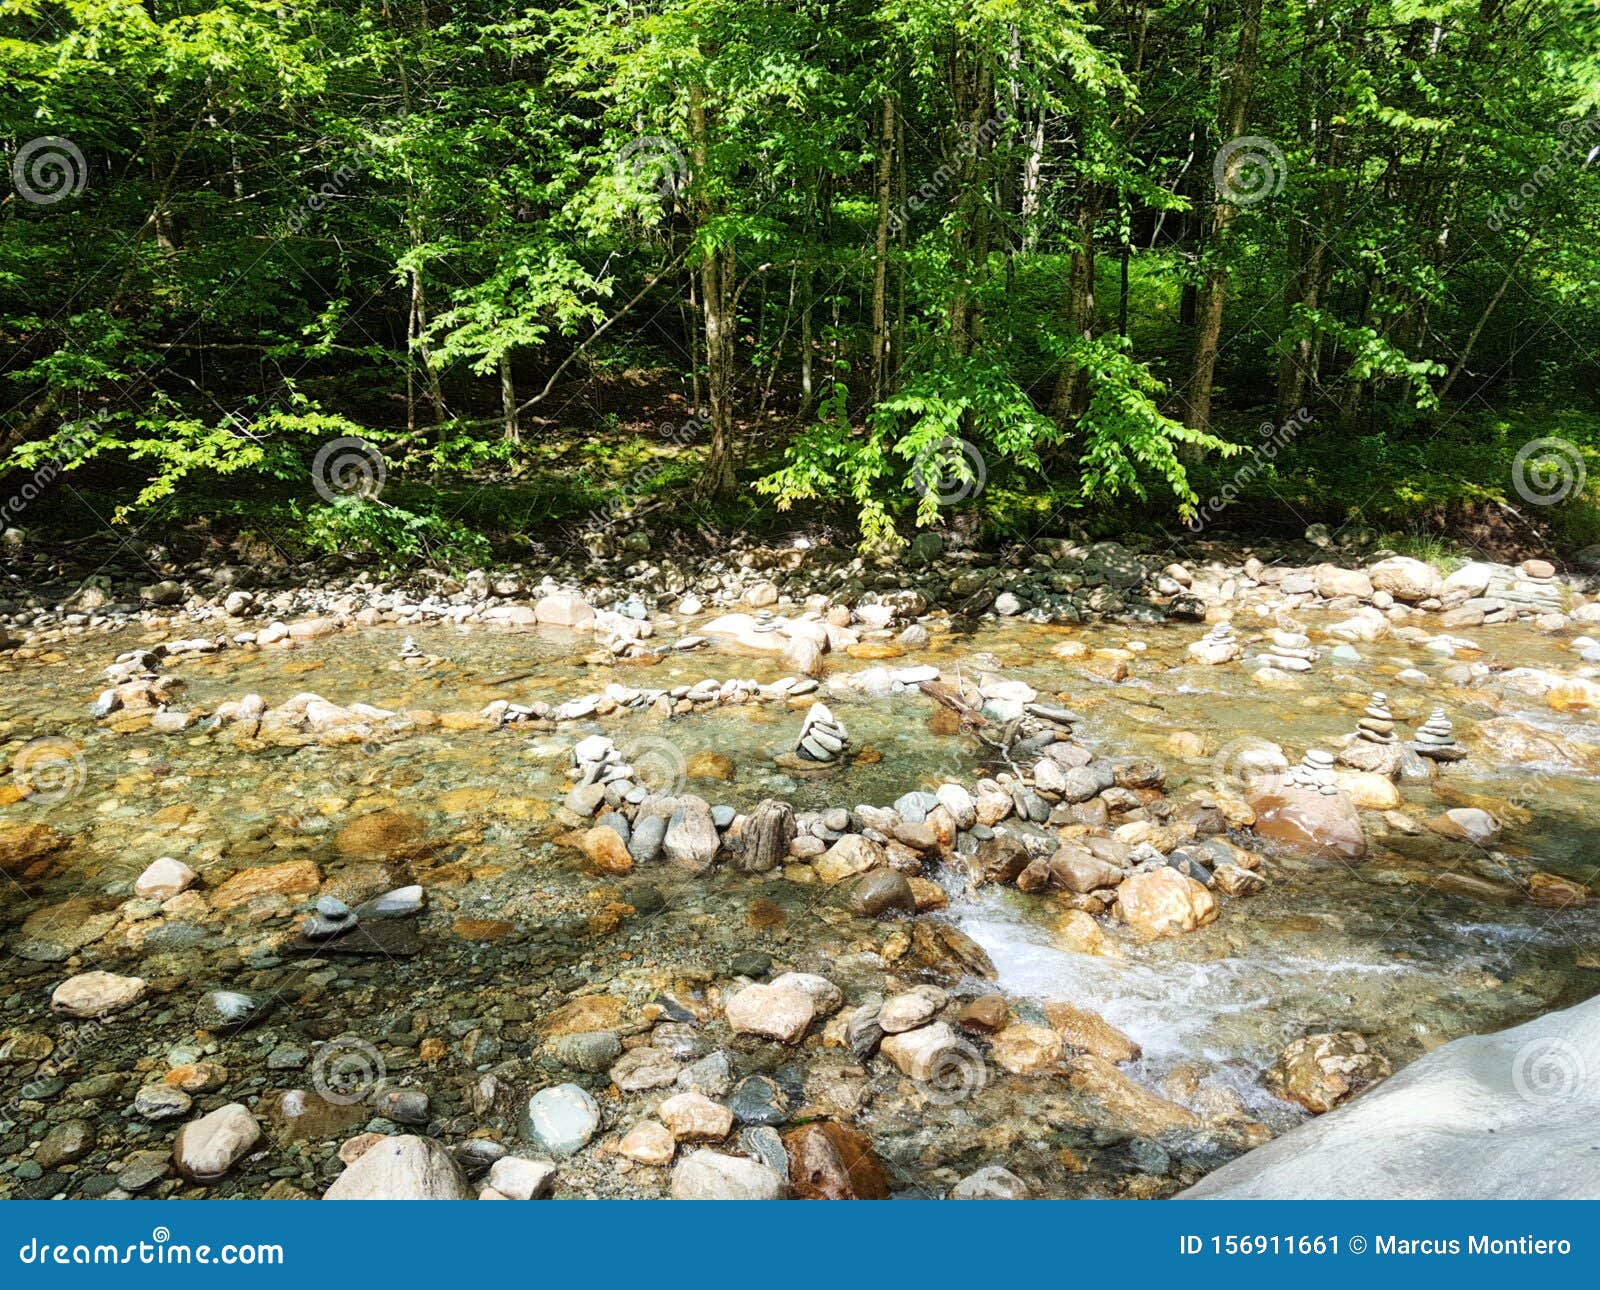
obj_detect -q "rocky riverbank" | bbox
[3,530,1600,1199]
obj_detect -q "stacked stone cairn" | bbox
[1284,748,1339,794]
[1188,622,1240,665]
[1412,707,1465,762]
[1336,691,1403,775]
[796,702,850,764]
[1256,628,1318,672]
[302,896,358,941]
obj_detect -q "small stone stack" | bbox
[796,702,849,764]
[1337,692,1403,775]
[303,896,358,941]
[1412,707,1466,762]
[1285,749,1339,794]
[1188,623,1240,665]
[1257,629,1318,672]
[565,735,643,814]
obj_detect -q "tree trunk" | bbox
[499,355,520,444]
[690,83,736,499]
[869,94,896,403]
[1183,0,1262,433]
[1048,199,1101,421]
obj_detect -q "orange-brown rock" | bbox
[1265,1031,1391,1113]
[1115,868,1218,936]
[0,821,70,883]
[1064,1055,1200,1135]
[956,994,1010,1033]
[1045,1002,1141,1063]
[1246,778,1366,861]
[211,860,321,910]
[1528,871,1589,908]
[581,826,634,874]
[782,1121,890,1199]
[335,810,428,859]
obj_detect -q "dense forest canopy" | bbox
[3,0,1598,562]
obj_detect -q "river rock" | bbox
[1180,997,1600,1198]
[1115,868,1218,936]
[878,986,946,1033]
[671,1149,787,1199]
[325,1133,472,1199]
[658,1092,733,1141]
[849,868,915,917]
[582,825,635,873]
[134,1084,193,1121]
[172,1103,261,1184]
[815,834,884,884]
[523,1083,601,1156]
[484,1156,557,1199]
[992,1024,1065,1075]
[735,799,795,874]
[134,856,197,900]
[725,984,815,1043]
[879,1021,970,1082]
[1368,556,1442,602]
[534,593,595,629]
[767,972,843,1016]
[1064,1055,1200,1136]
[1246,778,1367,861]
[950,1164,1031,1198]
[1044,1002,1141,1063]
[1427,807,1501,845]
[1266,1032,1392,1113]
[35,1119,95,1169]
[782,1121,890,1199]
[619,1121,676,1166]
[51,971,146,1019]
[664,796,719,872]
[609,1047,681,1092]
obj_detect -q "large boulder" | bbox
[1367,556,1442,602]
[1313,564,1374,600]
[1115,868,1218,936]
[1246,778,1367,861]
[533,594,595,630]
[1183,995,1600,1198]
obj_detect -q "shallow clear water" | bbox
[3,607,1599,1195]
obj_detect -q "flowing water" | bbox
[3,608,1599,1196]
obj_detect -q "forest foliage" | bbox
[2,0,1599,557]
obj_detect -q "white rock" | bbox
[51,971,146,1019]
[486,1155,558,1199]
[134,856,196,900]
[172,1104,261,1183]
[670,1149,787,1199]
[324,1134,472,1199]
[1182,994,1600,1199]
